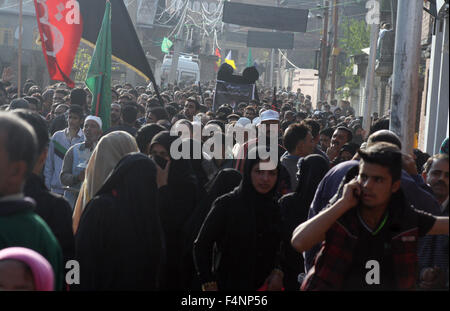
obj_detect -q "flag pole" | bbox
[18,0,23,98]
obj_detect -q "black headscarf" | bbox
[75,153,165,290]
[236,146,281,201]
[150,131,199,290]
[234,147,283,289]
[149,131,198,190]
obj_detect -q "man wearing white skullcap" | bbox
[60,116,102,209]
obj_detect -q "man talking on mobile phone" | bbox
[291,142,449,290]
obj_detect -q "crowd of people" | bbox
[0,73,449,291]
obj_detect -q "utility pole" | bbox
[329,0,339,100]
[270,49,274,88]
[270,0,282,89]
[362,23,380,136]
[18,0,23,97]
[278,50,283,89]
[389,0,423,154]
[319,0,329,100]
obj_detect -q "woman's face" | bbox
[0,260,35,291]
[250,161,278,194]
[150,143,169,159]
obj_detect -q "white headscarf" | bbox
[72,131,139,233]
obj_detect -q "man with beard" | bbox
[184,97,200,122]
[60,116,103,209]
[420,154,449,289]
[110,103,122,127]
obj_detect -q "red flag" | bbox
[214,48,222,72]
[33,0,83,88]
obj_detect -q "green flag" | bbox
[161,37,173,54]
[85,1,112,131]
[247,48,253,67]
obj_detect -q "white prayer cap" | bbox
[84,115,102,129]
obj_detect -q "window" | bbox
[0,28,13,46]
[180,71,197,82]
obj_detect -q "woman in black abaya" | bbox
[193,147,284,291]
[149,131,199,290]
[74,153,165,290]
[278,154,329,290]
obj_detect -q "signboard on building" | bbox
[247,31,294,49]
[213,80,255,111]
[223,2,309,33]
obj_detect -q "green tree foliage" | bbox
[73,48,92,83]
[73,46,120,84]
[337,17,370,99]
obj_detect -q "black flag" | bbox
[79,0,162,103]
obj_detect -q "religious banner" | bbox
[213,80,255,112]
[33,0,83,87]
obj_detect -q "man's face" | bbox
[320,134,331,151]
[53,93,65,104]
[83,120,102,143]
[331,129,349,150]
[244,109,256,120]
[357,161,399,209]
[68,113,82,131]
[54,105,67,117]
[184,101,196,119]
[425,159,449,202]
[299,132,315,157]
[110,104,121,123]
[146,111,158,124]
[86,94,92,107]
[285,112,295,122]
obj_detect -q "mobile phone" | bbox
[153,155,168,169]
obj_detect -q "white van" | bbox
[160,53,200,86]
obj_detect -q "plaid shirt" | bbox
[301,191,423,291]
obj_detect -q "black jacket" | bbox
[24,173,75,263]
[193,151,283,290]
